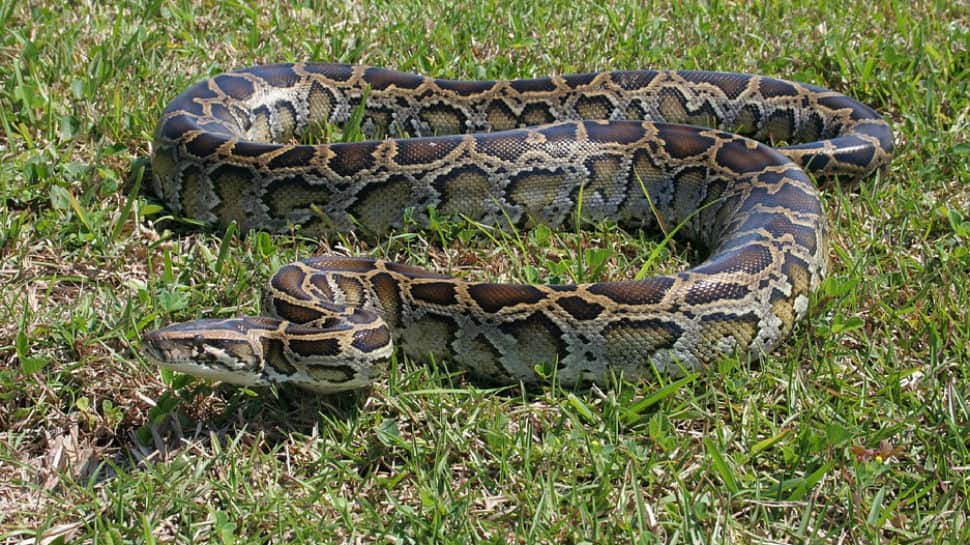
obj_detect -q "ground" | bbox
[0,1,968,543]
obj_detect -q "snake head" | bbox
[142,317,275,387]
[143,315,390,393]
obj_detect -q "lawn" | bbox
[1,0,968,543]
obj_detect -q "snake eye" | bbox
[192,334,205,349]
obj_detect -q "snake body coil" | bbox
[144,63,893,392]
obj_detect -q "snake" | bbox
[142,62,893,392]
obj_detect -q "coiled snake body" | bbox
[144,63,893,392]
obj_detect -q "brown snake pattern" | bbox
[143,63,893,392]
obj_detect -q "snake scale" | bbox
[143,62,893,392]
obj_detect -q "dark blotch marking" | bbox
[271,299,323,324]
[272,99,299,124]
[307,79,338,117]
[363,67,425,90]
[230,140,278,158]
[624,101,648,120]
[351,325,391,352]
[476,131,528,159]
[715,139,787,174]
[737,212,820,254]
[411,282,458,306]
[187,117,224,139]
[699,311,760,325]
[613,70,659,91]
[213,74,255,100]
[694,244,773,275]
[186,132,228,158]
[782,253,812,283]
[303,63,355,81]
[657,124,716,159]
[734,103,765,137]
[656,87,691,122]
[671,165,707,197]
[247,64,300,88]
[333,275,367,302]
[685,281,749,306]
[288,337,341,358]
[818,95,879,120]
[853,122,895,154]
[160,114,200,140]
[182,83,219,102]
[370,272,402,328]
[347,174,412,231]
[363,104,396,128]
[240,316,284,331]
[746,179,821,214]
[832,138,876,166]
[267,146,317,169]
[463,332,515,384]
[398,313,460,363]
[583,120,645,145]
[328,141,379,177]
[468,283,545,314]
[770,287,791,304]
[539,122,579,144]
[270,265,308,298]
[793,148,831,172]
[508,77,558,93]
[207,103,240,131]
[395,136,462,165]
[758,77,798,98]
[436,78,498,96]
[562,72,598,88]
[679,71,751,99]
[307,274,334,300]
[261,337,297,375]
[556,296,604,320]
[587,276,675,305]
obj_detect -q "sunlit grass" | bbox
[1,0,968,543]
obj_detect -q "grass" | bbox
[0,0,968,543]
